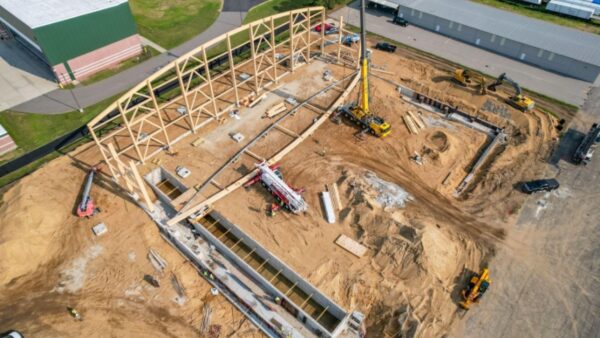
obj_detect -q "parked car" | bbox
[342,33,360,46]
[375,42,397,53]
[1,331,24,338]
[520,178,559,194]
[393,16,408,27]
[314,23,333,32]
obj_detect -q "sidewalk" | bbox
[330,4,593,106]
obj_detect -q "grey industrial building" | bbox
[369,0,600,82]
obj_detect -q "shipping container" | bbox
[560,0,600,14]
[546,0,595,19]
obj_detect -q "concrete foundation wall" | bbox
[397,5,600,82]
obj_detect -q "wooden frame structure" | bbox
[87,7,360,212]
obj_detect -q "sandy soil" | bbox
[0,41,556,337]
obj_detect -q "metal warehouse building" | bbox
[372,0,600,83]
[0,0,142,83]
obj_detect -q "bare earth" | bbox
[0,42,565,337]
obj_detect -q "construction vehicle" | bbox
[335,0,391,138]
[453,68,487,95]
[244,162,307,214]
[77,167,100,218]
[459,268,491,310]
[487,73,535,111]
[573,122,600,165]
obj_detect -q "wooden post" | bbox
[108,143,134,192]
[289,11,295,73]
[147,80,172,148]
[320,10,326,54]
[174,61,196,131]
[270,16,278,83]
[202,47,219,118]
[129,160,155,212]
[226,33,240,106]
[306,8,311,63]
[337,16,343,62]
[248,24,260,94]
[88,126,119,182]
[117,101,145,163]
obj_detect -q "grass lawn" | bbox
[244,0,354,23]
[472,0,600,34]
[0,94,122,164]
[130,0,221,49]
[80,46,160,85]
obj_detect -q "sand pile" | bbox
[0,157,84,286]
[306,170,488,337]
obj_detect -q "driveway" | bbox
[330,4,593,107]
[10,0,265,114]
[0,39,57,111]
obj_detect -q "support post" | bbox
[270,16,278,83]
[147,80,172,148]
[320,10,325,54]
[226,33,240,106]
[118,101,145,163]
[108,143,134,192]
[289,12,295,73]
[337,16,343,62]
[129,160,155,212]
[88,126,119,182]
[202,47,220,118]
[248,25,260,94]
[306,8,311,63]
[174,61,196,131]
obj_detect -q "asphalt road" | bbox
[10,0,264,114]
[330,4,593,106]
[455,87,600,337]
[0,40,57,111]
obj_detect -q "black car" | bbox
[375,42,397,53]
[520,179,559,194]
[393,17,408,27]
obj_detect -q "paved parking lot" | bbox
[330,5,593,106]
[0,39,57,111]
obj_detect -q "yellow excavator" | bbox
[459,268,491,310]
[335,0,391,138]
[487,73,535,111]
[453,68,487,95]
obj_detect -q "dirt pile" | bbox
[0,156,255,337]
[307,170,489,337]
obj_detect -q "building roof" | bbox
[0,0,128,28]
[392,0,600,66]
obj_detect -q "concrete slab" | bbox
[330,4,593,106]
[0,39,57,111]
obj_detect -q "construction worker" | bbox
[274,296,281,305]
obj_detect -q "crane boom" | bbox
[359,0,369,113]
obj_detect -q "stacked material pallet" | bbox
[403,111,427,135]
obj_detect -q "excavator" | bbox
[487,73,535,111]
[459,268,491,310]
[453,68,487,95]
[334,0,391,138]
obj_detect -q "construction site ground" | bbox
[0,38,577,337]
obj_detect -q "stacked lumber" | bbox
[403,111,427,135]
[265,102,286,118]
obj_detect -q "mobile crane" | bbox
[77,167,100,218]
[335,0,391,138]
[244,162,308,214]
[487,73,535,111]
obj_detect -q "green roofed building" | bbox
[0,0,142,84]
